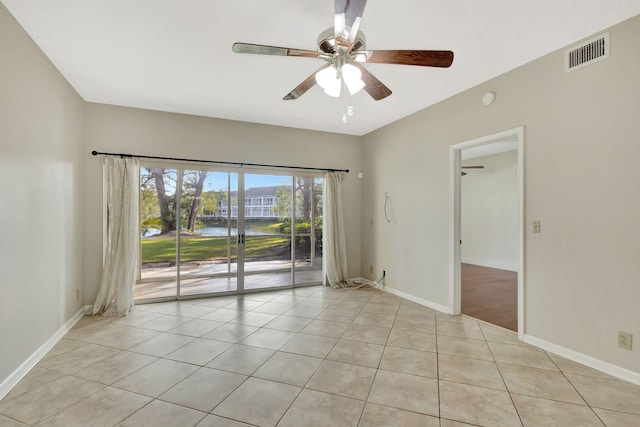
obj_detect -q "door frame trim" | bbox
[448,126,525,338]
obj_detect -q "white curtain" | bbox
[325,171,350,288]
[93,156,140,316]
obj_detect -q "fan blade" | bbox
[461,166,485,169]
[335,0,368,45]
[283,64,331,100]
[354,50,454,67]
[232,42,324,59]
[353,63,392,101]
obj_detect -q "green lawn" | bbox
[141,235,289,263]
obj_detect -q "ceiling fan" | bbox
[232,0,454,103]
[461,165,484,176]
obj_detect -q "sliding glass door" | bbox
[136,166,324,302]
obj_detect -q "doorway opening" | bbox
[449,127,524,337]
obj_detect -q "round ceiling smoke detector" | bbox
[482,92,496,106]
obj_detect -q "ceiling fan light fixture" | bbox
[315,66,342,97]
[342,63,365,95]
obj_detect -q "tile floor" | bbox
[1,286,639,426]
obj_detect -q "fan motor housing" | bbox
[317,27,367,53]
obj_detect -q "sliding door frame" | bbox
[134,162,325,303]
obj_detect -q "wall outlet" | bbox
[76,289,80,300]
[532,220,541,233]
[618,331,633,350]
[369,265,374,274]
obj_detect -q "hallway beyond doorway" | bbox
[462,263,517,331]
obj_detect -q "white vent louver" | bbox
[565,32,609,73]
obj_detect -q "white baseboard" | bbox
[382,285,450,314]
[461,258,517,272]
[0,305,90,400]
[524,334,640,386]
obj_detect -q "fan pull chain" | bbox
[342,80,354,123]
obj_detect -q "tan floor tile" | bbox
[196,414,254,426]
[202,323,258,343]
[263,315,312,332]
[75,351,157,385]
[307,360,377,400]
[201,309,242,322]
[392,317,436,334]
[437,321,485,340]
[128,332,195,357]
[1,367,64,402]
[438,354,506,390]
[38,343,120,373]
[368,370,439,416]
[279,333,337,358]
[230,312,278,327]
[64,322,127,343]
[212,378,300,427]
[593,408,640,427]
[159,367,246,412]
[488,341,556,370]
[225,300,266,311]
[329,300,367,312]
[168,318,225,337]
[387,329,437,352]
[113,358,199,397]
[0,414,28,426]
[360,302,400,316]
[512,393,604,427]
[117,399,206,426]
[479,324,524,346]
[567,373,640,415]
[352,312,396,328]
[239,328,296,350]
[359,402,439,427]
[37,387,150,427]
[165,338,232,365]
[207,344,274,375]
[499,363,585,404]
[111,310,165,327]
[283,305,325,318]
[96,327,164,349]
[38,338,85,362]
[137,315,192,333]
[278,389,365,427]
[316,308,359,322]
[439,419,478,427]
[327,340,384,368]
[251,302,294,315]
[396,305,436,320]
[437,335,493,361]
[379,346,437,378]
[253,352,322,386]
[342,324,390,345]
[301,319,350,338]
[439,380,521,426]
[435,312,477,324]
[0,376,104,425]
[547,354,614,379]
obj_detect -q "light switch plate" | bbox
[533,220,541,233]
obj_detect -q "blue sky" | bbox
[204,172,293,192]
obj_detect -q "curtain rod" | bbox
[91,150,349,173]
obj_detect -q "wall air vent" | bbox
[565,32,609,73]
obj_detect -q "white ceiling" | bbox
[3,1,640,136]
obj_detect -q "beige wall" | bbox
[362,15,640,373]
[0,4,85,382]
[461,150,519,271]
[82,104,363,302]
